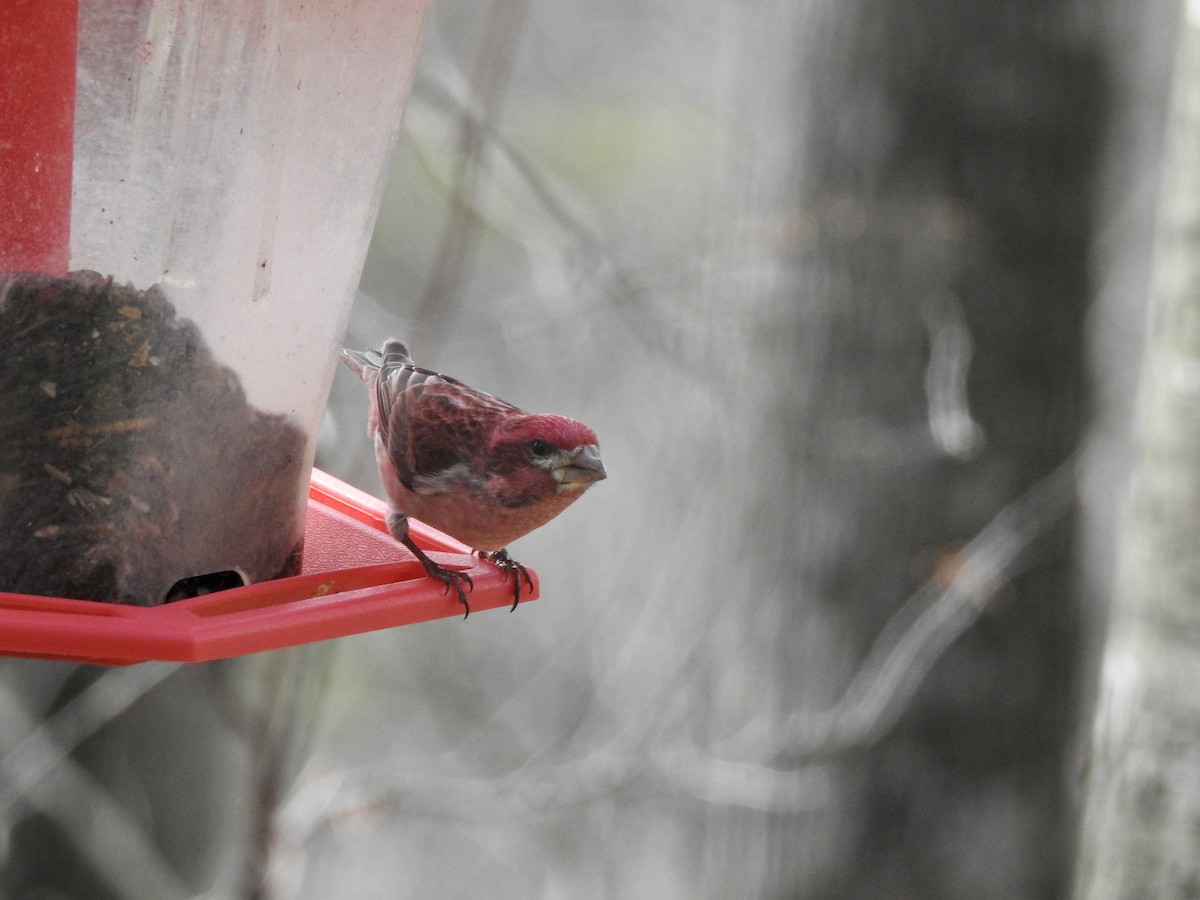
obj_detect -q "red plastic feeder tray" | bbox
[0,469,537,666]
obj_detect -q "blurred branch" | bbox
[0,662,180,814]
[0,663,189,899]
[724,459,1077,759]
[244,646,336,900]
[411,72,609,256]
[404,60,671,363]
[650,747,838,814]
[413,0,531,349]
[923,290,985,460]
[274,726,832,860]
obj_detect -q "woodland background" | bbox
[2,0,1198,897]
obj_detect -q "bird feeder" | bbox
[0,0,537,663]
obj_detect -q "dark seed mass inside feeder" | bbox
[0,270,306,605]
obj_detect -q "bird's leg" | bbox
[404,535,475,617]
[479,549,534,611]
[389,511,473,617]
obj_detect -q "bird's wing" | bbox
[370,342,413,447]
[377,352,519,493]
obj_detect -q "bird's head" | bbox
[485,414,606,507]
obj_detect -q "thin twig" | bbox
[723,460,1077,758]
[0,665,189,899]
[413,0,532,349]
[0,661,181,813]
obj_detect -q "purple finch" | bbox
[340,339,606,616]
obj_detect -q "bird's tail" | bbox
[339,339,412,380]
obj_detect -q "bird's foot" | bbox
[424,560,475,617]
[479,549,534,611]
[402,536,474,617]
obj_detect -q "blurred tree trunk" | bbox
[722,0,1111,896]
[1074,8,1200,899]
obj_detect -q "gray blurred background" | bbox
[1,0,1193,897]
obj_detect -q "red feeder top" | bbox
[0,470,539,665]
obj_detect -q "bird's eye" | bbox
[530,439,553,458]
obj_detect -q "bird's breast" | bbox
[401,483,586,551]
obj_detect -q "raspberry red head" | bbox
[491,412,599,452]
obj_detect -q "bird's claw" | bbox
[480,549,534,611]
[402,535,474,617]
[421,558,474,617]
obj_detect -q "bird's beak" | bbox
[558,444,606,487]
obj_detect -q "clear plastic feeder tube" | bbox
[0,0,429,604]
